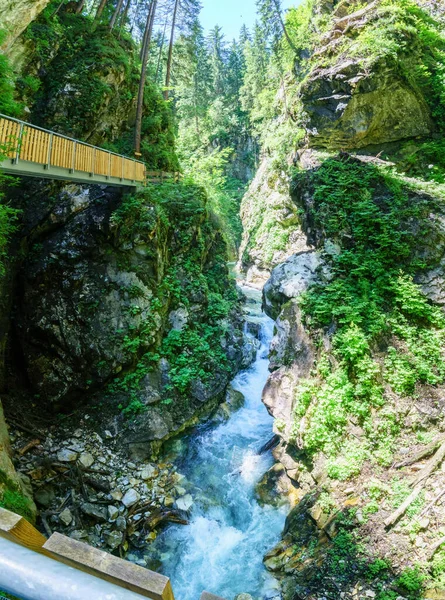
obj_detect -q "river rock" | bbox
[255,464,291,507]
[110,489,123,501]
[79,452,94,468]
[57,448,78,462]
[59,508,73,526]
[141,465,158,481]
[176,494,193,511]
[80,502,108,522]
[107,530,123,550]
[108,505,119,521]
[34,485,55,507]
[122,489,140,508]
[115,516,127,532]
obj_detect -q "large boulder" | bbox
[263,250,322,321]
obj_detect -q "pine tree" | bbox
[164,0,201,100]
[134,0,158,154]
[256,0,295,52]
[207,25,227,97]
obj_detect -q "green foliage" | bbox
[0,30,21,116]
[22,5,178,171]
[290,156,445,476]
[0,488,34,521]
[107,184,239,415]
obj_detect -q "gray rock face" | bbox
[299,3,433,150]
[11,180,245,458]
[0,0,50,50]
[263,251,322,321]
[302,60,432,150]
[238,157,310,285]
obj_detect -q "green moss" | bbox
[0,488,34,522]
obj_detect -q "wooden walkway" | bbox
[0,114,178,187]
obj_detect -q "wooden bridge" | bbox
[0,114,178,187]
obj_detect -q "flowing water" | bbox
[145,287,288,600]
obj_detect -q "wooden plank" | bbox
[0,507,46,553]
[44,532,174,600]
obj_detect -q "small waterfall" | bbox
[144,287,287,600]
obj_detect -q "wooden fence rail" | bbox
[0,507,225,600]
[0,114,180,187]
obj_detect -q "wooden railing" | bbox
[0,507,224,600]
[0,114,180,187]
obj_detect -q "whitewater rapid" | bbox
[144,287,287,600]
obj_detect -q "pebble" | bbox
[107,530,123,550]
[108,505,119,521]
[80,502,108,522]
[79,452,95,468]
[59,508,73,526]
[141,465,156,480]
[104,430,113,439]
[115,516,127,532]
[57,448,78,462]
[122,489,140,508]
[110,489,123,501]
[176,494,193,511]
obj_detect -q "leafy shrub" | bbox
[290,155,445,472]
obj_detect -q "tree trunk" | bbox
[155,16,168,83]
[109,0,125,30]
[75,0,86,13]
[163,0,179,100]
[118,0,132,32]
[134,0,158,154]
[94,0,108,21]
[272,0,296,51]
[139,0,153,60]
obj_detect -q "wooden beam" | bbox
[0,506,47,552]
[44,532,174,600]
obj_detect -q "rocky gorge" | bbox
[1,0,445,598]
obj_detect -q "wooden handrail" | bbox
[0,113,181,187]
[0,507,173,600]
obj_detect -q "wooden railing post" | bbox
[46,133,54,169]
[71,141,77,173]
[13,122,24,164]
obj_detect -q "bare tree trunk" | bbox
[109,0,125,30]
[75,0,86,13]
[118,0,132,33]
[94,0,108,20]
[272,0,296,51]
[52,0,66,17]
[155,16,168,83]
[134,0,158,155]
[139,0,153,60]
[163,0,179,100]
